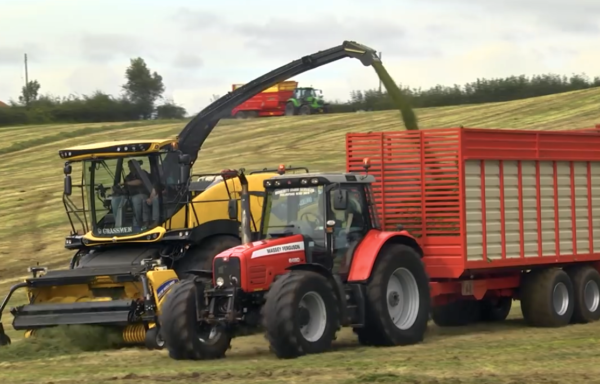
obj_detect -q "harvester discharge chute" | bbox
[0,40,417,349]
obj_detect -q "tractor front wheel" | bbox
[262,270,339,359]
[356,244,430,346]
[160,279,232,360]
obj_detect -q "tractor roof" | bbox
[269,172,375,185]
[58,138,177,161]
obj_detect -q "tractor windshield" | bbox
[83,154,168,237]
[262,186,326,246]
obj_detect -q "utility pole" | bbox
[378,51,383,94]
[24,53,29,108]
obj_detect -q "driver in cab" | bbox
[111,160,152,229]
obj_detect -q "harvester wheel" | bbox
[520,268,575,327]
[262,270,339,359]
[565,265,600,324]
[174,235,241,279]
[479,297,512,322]
[285,102,296,116]
[160,279,232,360]
[0,333,10,346]
[431,299,480,326]
[144,326,165,350]
[299,104,311,115]
[357,244,430,347]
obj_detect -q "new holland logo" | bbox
[251,241,305,259]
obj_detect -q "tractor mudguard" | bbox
[347,230,421,283]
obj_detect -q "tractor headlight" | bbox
[216,277,225,287]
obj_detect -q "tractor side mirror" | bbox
[64,175,72,196]
[228,199,238,220]
[332,188,348,211]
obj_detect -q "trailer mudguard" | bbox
[347,229,421,282]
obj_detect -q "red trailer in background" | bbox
[230,81,297,119]
[346,125,600,327]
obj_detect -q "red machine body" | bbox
[230,81,297,118]
[346,124,600,303]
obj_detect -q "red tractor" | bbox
[160,161,431,359]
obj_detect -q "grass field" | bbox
[1,88,600,383]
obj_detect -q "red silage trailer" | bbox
[346,125,600,327]
[230,81,297,119]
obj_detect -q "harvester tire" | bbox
[431,300,480,327]
[160,279,232,360]
[144,326,165,350]
[285,102,296,116]
[520,268,574,327]
[262,270,339,359]
[356,244,430,347]
[0,333,10,346]
[565,265,600,324]
[174,235,240,280]
[479,297,512,322]
[299,105,311,115]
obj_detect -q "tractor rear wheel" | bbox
[356,244,430,346]
[285,102,296,116]
[299,104,311,115]
[174,235,240,279]
[160,279,232,360]
[262,270,339,359]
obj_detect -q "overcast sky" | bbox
[1,0,599,114]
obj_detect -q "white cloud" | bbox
[0,0,599,112]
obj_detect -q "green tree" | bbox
[156,101,187,119]
[19,80,41,106]
[122,58,165,119]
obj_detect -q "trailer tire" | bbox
[262,270,339,359]
[520,268,575,327]
[285,102,296,116]
[174,235,240,279]
[357,244,430,346]
[160,279,232,360]
[479,297,512,322]
[431,299,480,327]
[234,111,246,119]
[565,265,600,324]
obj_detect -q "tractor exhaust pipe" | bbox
[238,170,252,245]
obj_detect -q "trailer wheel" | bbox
[285,102,296,116]
[144,326,165,350]
[174,235,240,279]
[357,244,430,346]
[262,270,339,359]
[479,297,512,322]
[299,104,311,115]
[565,265,600,323]
[520,268,575,327]
[431,299,480,327]
[160,279,232,360]
[234,111,246,119]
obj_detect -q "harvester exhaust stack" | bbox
[238,169,252,245]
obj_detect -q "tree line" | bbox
[327,73,600,113]
[1,60,599,127]
[0,58,187,127]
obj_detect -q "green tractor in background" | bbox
[284,87,329,116]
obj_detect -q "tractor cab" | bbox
[59,139,192,245]
[260,169,377,277]
[286,87,327,115]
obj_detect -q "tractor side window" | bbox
[329,185,369,277]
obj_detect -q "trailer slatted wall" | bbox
[346,126,600,279]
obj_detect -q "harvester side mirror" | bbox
[228,199,238,220]
[64,175,72,196]
[332,189,348,211]
[180,164,191,184]
[63,163,72,175]
[179,154,191,165]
